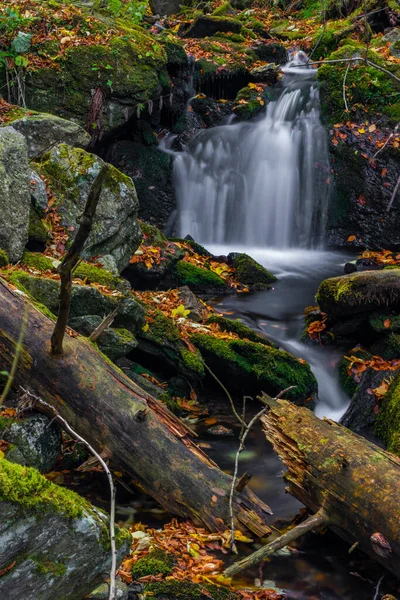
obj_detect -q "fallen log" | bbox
[0,279,272,536]
[226,396,400,578]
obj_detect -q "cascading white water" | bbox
[173,60,330,248]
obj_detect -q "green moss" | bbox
[375,372,400,454]
[174,260,227,291]
[207,314,275,347]
[212,1,236,16]
[338,355,358,397]
[0,249,9,268]
[22,252,54,272]
[0,457,90,518]
[369,313,400,334]
[180,347,205,376]
[192,334,317,402]
[28,210,49,244]
[131,550,174,580]
[233,85,271,121]
[145,310,181,345]
[73,262,121,289]
[232,253,277,286]
[139,220,167,246]
[168,237,212,257]
[33,558,67,577]
[318,44,400,125]
[371,333,400,361]
[145,579,238,599]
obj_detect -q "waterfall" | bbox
[172,61,330,248]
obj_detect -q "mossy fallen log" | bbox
[0,279,272,537]
[255,396,400,577]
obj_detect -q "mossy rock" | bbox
[207,314,276,347]
[131,550,174,579]
[22,251,55,272]
[316,269,400,318]
[172,260,230,295]
[375,371,400,454]
[73,262,125,291]
[233,84,271,120]
[28,208,49,245]
[182,16,242,38]
[250,41,288,63]
[370,332,400,360]
[369,312,400,334]
[191,333,317,403]
[96,328,138,362]
[145,579,239,599]
[318,44,400,125]
[229,253,277,287]
[0,249,9,268]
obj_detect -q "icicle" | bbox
[159,96,163,111]
[148,99,153,116]
[169,92,173,106]
[123,107,129,122]
[136,105,141,119]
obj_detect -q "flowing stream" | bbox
[165,56,376,598]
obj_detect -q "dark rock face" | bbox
[250,42,287,64]
[182,16,242,39]
[105,139,174,231]
[1,413,61,473]
[149,0,182,16]
[327,142,400,249]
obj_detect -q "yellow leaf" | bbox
[142,323,149,332]
[171,304,190,319]
[0,450,4,459]
[358,127,365,134]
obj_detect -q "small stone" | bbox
[206,425,235,437]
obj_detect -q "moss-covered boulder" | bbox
[34,144,141,271]
[0,127,30,262]
[228,252,277,287]
[131,550,174,579]
[3,112,90,157]
[171,260,230,295]
[233,84,271,120]
[375,371,400,454]
[0,413,61,473]
[191,333,317,403]
[316,269,400,318]
[0,249,9,268]
[207,313,277,347]
[250,41,288,64]
[0,458,130,600]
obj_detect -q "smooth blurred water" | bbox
[173,67,330,248]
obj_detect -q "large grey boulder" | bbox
[1,413,61,473]
[5,113,90,158]
[0,127,30,261]
[34,144,141,271]
[0,458,131,600]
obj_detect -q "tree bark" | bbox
[0,279,272,537]
[259,395,400,577]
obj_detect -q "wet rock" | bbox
[127,583,145,600]
[383,27,400,43]
[106,139,173,231]
[178,285,206,322]
[29,168,48,212]
[6,113,90,158]
[250,63,280,84]
[250,42,287,64]
[88,579,129,599]
[0,458,131,600]
[182,16,242,39]
[190,96,234,128]
[344,262,357,274]
[316,269,400,318]
[341,367,390,431]
[69,315,102,336]
[233,84,272,121]
[149,0,182,15]
[228,252,277,288]
[113,297,147,334]
[1,413,61,473]
[0,127,30,262]
[375,370,400,454]
[206,425,235,436]
[34,144,141,271]
[97,328,138,362]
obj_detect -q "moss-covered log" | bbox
[0,279,272,537]
[260,396,400,577]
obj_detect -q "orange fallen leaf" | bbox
[384,319,391,328]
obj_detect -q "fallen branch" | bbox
[51,164,108,354]
[18,388,117,600]
[224,508,328,577]
[89,307,120,343]
[228,386,295,553]
[343,62,351,113]
[372,123,399,159]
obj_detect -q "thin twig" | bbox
[363,0,369,62]
[204,363,245,426]
[89,307,119,343]
[307,0,326,63]
[0,306,28,406]
[372,123,399,159]
[228,386,295,553]
[19,388,117,600]
[365,59,400,83]
[386,174,400,213]
[372,574,384,600]
[343,62,351,112]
